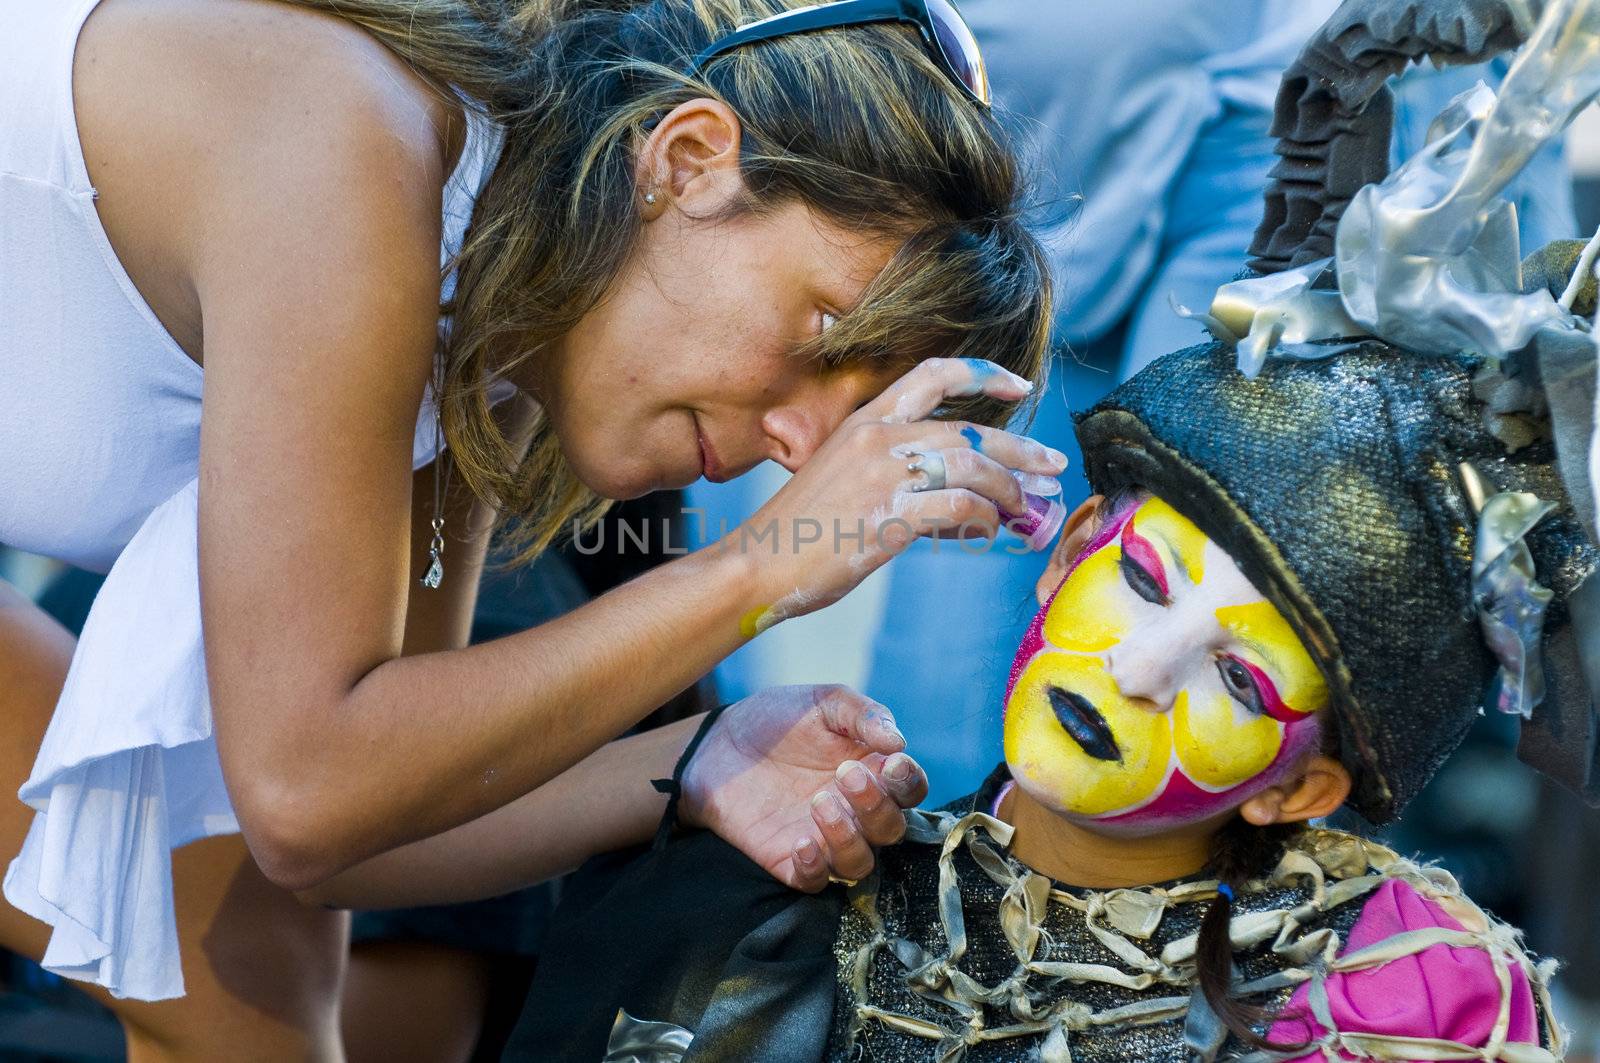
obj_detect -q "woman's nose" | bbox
[759,407,826,471]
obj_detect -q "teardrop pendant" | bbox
[421,513,446,589]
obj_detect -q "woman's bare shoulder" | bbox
[79,0,459,151]
[74,0,464,359]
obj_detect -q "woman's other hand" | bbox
[727,357,1066,635]
[680,684,929,892]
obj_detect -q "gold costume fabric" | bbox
[829,790,1559,1063]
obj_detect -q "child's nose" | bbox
[1103,614,1212,712]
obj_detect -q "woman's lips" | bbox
[696,421,727,483]
[1048,686,1122,762]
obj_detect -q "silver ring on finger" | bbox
[906,450,947,492]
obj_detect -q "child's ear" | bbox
[1035,496,1104,606]
[1237,755,1352,826]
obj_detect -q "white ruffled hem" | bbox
[6,418,455,1001]
[4,479,235,1000]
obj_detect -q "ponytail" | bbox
[1194,816,1310,1052]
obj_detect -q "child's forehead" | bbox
[1070,495,1252,595]
[1124,496,1210,582]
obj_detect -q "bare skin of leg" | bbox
[0,581,349,1061]
[341,941,492,1063]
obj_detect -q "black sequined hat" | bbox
[1075,343,1598,823]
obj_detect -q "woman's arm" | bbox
[175,18,774,890]
[301,686,927,908]
[299,715,699,909]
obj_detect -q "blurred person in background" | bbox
[860,1,1577,807]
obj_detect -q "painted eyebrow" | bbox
[1150,529,1202,587]
[1217,623,1291,683]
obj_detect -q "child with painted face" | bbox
[508,341,1595,1062]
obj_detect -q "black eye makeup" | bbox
[1216,656,1265,715]
[1118,550,1169,606]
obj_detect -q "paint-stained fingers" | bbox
[857,358,1033,427]
[813,685,905,754]
[893,487,1002,541]
[905,421,1068,479]
[789,834,829,893]
[810,790,876,882]
[836,760,907,848]
[877,751,928,809]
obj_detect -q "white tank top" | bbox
[0,0,499,571]
[0,0,505,1001]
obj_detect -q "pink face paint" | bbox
[1119,519,1170,598]
[1094,713,1324,835]
[1233,656,1303,724]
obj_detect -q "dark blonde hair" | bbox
[289,0,1054,563]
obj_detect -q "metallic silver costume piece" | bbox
[603,1009,694,1062]
[1178,258,1363,378]
[1336,0,1600,359]
[1207,0,1600,369]
[1462,462,1558,718]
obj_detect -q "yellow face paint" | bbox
[1003,496,1327,830]
[1004,651,1171,815]
[1171,689,1284,788]
[1041,546,1131,653]
[1213,601,1329,719]
[1128,496,1208,586]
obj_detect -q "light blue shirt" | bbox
[963,0,1341,344]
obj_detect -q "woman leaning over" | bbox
[0,0,1055,1056]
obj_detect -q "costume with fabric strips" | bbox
[508,768,1563,1062]
[509,1,1600,1059]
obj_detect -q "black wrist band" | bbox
[650,701,730,852]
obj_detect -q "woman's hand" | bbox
[726,358,1067,634]
[680,685,928,892]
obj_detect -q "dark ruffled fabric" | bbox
[503,829,842,1062]
[1249,0,1533,272]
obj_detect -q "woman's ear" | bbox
[1237,754,1352,827]
[634,98,743,221]
[1035,496,1103,606]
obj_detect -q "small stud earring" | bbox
[644,191,658,205]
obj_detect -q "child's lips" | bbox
[1048,685,1122,762]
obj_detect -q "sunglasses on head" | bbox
[684,0,991,107]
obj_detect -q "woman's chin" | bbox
[563,450,659,501]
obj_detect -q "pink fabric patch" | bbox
[1266,878,1539,1059]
